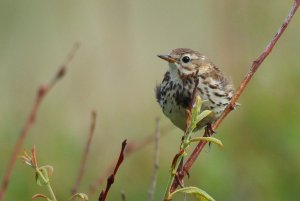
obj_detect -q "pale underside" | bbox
[157,69,234,131]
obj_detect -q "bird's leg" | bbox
[204,123,216,147]
[204,123,216,137]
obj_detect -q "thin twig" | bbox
[89,124,173,197]
[121,190,126,201]
[0,43,80,201]
[171,0,300,192]
[148,117,161,201]
[71,110,97,195]
[98,140,127,201]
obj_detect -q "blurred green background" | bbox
[1,0,300,200]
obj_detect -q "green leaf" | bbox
[192,97,202,117]
[195,110,213,125]
[35,166,53,186]
[170,186,215,201]
[190,137,224,148]
[41,165,54,178]
[69,193,89,201]
[189,96,204,130]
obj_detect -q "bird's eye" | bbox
[181,56,191,63]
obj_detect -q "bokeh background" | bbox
[1,1,300,200]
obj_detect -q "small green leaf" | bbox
[69,193,89,201]
[35,166,53,186]
[192,96,202,117]
[35,173,47,186]
[170,186,215,201]
[41,165,54,178]
[189,96,205,131]
[40,165,54,178]
[190,137,224,148]
[190,95,202,116]
[195,110,213,125]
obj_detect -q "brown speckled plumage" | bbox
[156,48,234,131]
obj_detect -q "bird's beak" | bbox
[157,54,177,63]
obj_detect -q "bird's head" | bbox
[158,48,211,76]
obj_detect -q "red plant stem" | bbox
[98,140,127,201]
[71,110,97,195]
[0,43,80,201]
[171,0,300,192]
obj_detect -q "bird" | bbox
[155,48,234,134]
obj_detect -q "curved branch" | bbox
[171,0,300,192]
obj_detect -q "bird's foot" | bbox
[204,123,216,147]
[204,123,216,137]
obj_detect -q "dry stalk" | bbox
[71,110,97,195]
[0,43,80,201]
[148,117,161,201]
